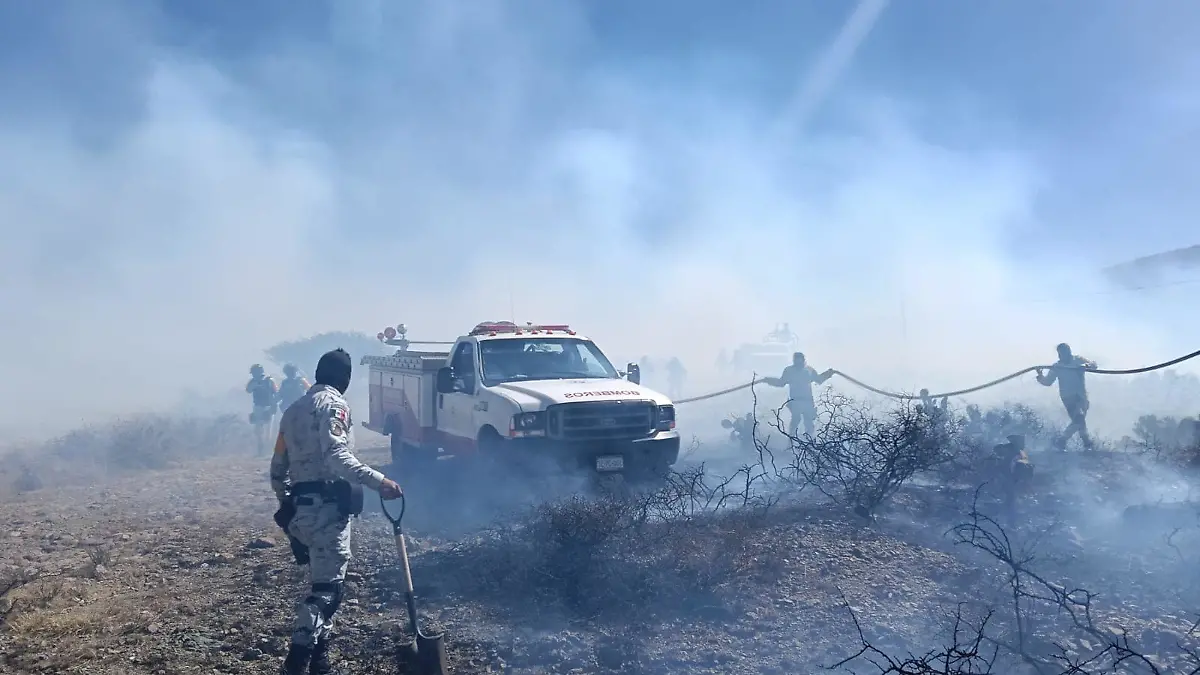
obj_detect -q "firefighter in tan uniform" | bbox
[270,349,403,675]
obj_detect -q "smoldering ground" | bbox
[6,385,1200,673]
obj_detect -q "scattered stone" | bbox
[247,538,276,550]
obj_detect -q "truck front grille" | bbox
[547,400,655,441]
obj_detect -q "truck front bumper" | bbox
[509,430,681,474]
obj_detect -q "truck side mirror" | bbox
[626,362,640,385]
[436,367,455,394]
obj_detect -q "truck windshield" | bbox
[479,338,620,386]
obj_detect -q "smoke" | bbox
[3,0,1199,440]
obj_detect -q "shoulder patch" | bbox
[329,406,349,437]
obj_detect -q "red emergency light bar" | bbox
[469,322,574,336]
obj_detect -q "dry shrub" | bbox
[769,391,955,516]
[1,413,254,493]
[1129,414,1200,471]
[936,403,1057,485]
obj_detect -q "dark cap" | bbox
[315,348,353,393]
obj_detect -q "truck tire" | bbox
[388,421,437,477]
[475,427,511,478]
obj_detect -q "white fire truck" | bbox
[360,321,680,478]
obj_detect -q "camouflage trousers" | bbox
[286,496,352,647]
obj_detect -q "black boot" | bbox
[309,635,339,675]
[280,643,312,675]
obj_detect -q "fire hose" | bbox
[673,347,1200,404]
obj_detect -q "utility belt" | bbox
[291,480,365,517]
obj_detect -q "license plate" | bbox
[595,455,625,472]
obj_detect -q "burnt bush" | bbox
[432,463,779,622]
[837,491,1200,674]
[1128,414,1200,470]
[767,391,955,516]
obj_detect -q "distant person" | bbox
[993,433,1034,519]
[271,349,403,675]
[246,364,279,455]
[639,356,655,387]
[721,412,757,451]
[665,357,687,399]
[763,352,834,437]
[963,405,985,440]
[917,388,950,420]
[1036,342,1098,451]
[278,363,312,414]
[715,349,730,372]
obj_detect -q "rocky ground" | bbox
[1,437,1199,674]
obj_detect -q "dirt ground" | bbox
[2,440,1198,674]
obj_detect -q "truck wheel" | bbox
[389,424,436,476]
[389,430,405,468]
[475,428,510,477]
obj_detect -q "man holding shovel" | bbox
[271,348,404,675]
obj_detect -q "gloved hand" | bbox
[272,495,310,566]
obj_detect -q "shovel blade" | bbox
[416,633,449,674]
[398,634,449,675]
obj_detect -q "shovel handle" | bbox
[380,491,406,534]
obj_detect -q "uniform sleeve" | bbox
[1036,367,1057,386]
[269,430,291,501]
[245,379,255,393]
[320,402,386,490]
[774,365,793,385]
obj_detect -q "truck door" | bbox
[441,341,479,453]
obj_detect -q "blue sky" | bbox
[2,0,1198,430]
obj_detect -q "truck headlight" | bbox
[510,411,547,437]
[656,405,676,432]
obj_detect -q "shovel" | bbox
[380,493,450,675]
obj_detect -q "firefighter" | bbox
[1035,343,1098,451]
[763,352,834,438]
[963,404,985,441]
[247,364,279,455]
[992,433,1033,519]
[665,357,687,399]
[917,388,949,414]
[721,412,756,450]
[278,364,312,414]
[271,348,403,674]
[639,356,655,387]
[917,388,951,430]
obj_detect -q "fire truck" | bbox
[360,321,680,479]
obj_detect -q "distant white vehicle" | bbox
[727,323,800,375]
